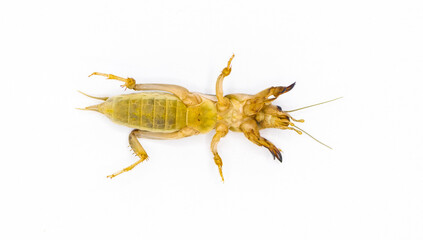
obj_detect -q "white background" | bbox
[1,0,422,239]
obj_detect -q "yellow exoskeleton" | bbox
[79,55,340,181]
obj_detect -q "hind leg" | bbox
[89,72,201,106]
[108,127,199,178]
[107,129,148,178]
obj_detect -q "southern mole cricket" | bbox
[79,55,340,181]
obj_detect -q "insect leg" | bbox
[240,119,282,162]
[133,127,199,140]
[215,54,235,111]
[107,129,149,179]
[88,72,201,106]
[133,84,201,106]
[253,83,296,100]
[243,83,296,116]
[89,72,136,89]
[107,127,199,178]
[210,123,229,182]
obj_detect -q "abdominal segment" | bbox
[108,93,187,132]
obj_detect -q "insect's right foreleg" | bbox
[88,72,201,106]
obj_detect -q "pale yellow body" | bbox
[98,92,217,134]
[80,55,332,181]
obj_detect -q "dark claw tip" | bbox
[269,149,283,163]
[276,151,283,163]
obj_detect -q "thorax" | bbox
[220,94,253,132]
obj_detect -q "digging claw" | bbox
[269,148,282,163]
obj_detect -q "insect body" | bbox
[80,55,337,181]
[94,92,217,133]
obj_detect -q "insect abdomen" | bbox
[100,92,187,132]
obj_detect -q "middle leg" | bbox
[210,122,229,182]
[215,54,235,111]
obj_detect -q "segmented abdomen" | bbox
[107,92,187,132]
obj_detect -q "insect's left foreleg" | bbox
[252,83,296,100]
[244,83,297,116]
[240,119,282,162]
[211,123,229,182]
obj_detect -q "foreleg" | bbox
[253,83,296,100]
[240,119,282,162]
[244,83,296,116]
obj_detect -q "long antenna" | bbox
[291,124,332,149]
[286,97,342,113]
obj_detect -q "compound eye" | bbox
[277,105,282,111]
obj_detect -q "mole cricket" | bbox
[79,55,340,181]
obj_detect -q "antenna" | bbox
[291,124,332,149]
[286,97,342,113]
